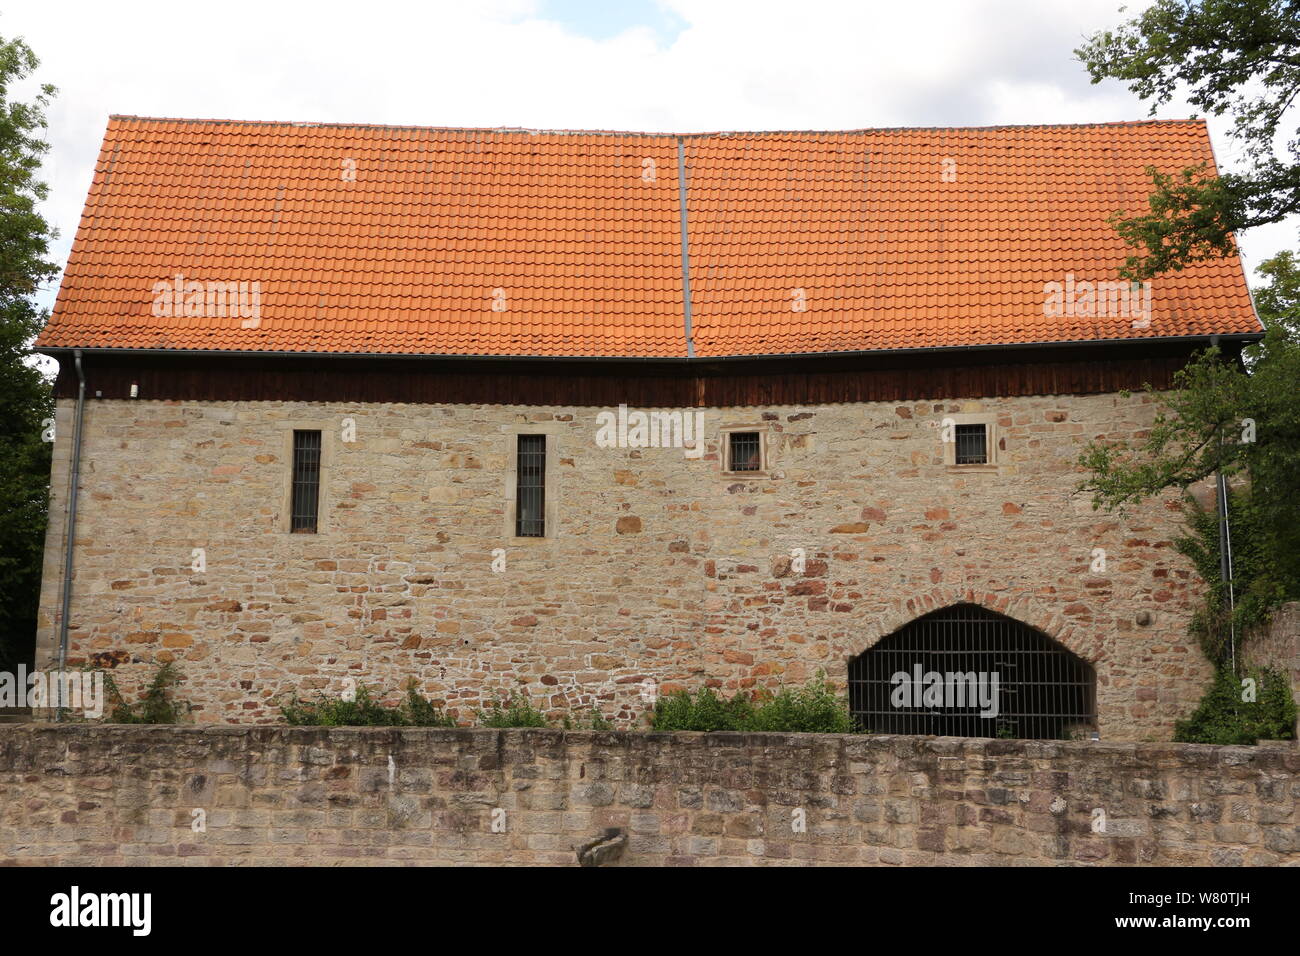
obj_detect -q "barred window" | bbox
[954,424,988,464]
[516,435,546,537]
[727,431,761,472]
[291,430,322,533]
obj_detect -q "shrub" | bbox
[651,686,755,731]
[476,691,549,728]
[105,661,190,724]
[399,684,458,727]
[280,684,394,726]
[1174,666,1297,744]
[651,675,856,733]
[281,682,456,727]
[748,675,853,734]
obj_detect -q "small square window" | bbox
[727,431,762,472]
[954,424,988,465]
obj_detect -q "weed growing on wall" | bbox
[476,692,549,728]
[651,675,854,733]
[562,707,615,731]
[104,662,191,724]
[280,683,455,727]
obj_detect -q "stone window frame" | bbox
[277,419,336,535]
[501,422,562,543]
[719,422,772,477]
[941,412,999,471]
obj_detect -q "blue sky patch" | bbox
[538,0,686,43]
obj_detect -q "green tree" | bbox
[1252,248,1300,340]
[1077,0,1300,279]
[0,34,57,671]
[1078,254,1300,656]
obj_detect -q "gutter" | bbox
[32,333,1265,367]
[54,348,87,719]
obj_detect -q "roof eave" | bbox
[34,332,1266,365]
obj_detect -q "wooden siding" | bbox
[49,346,1203,407]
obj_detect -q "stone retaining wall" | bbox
[2,725,1295,866]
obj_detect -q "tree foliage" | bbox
[1077,0,1300,278]
[1079,253,1300,663]
[0,33,57,672]
[1176,491,1287,660]
[1251,247,1300,340]
[1077,344,1259,506]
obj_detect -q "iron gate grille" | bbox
[848,603,1095,739]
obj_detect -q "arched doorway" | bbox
[848,603,1096,739]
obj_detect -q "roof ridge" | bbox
[106,114,1209,137]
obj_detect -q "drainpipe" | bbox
[1208,335,1237,672]
[55,349,87,719]
[1217,466,1237,672]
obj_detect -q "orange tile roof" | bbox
[36,116,1262,359]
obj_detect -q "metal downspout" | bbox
[55,349,86,719]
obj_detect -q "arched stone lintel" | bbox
[856,585,1094,663]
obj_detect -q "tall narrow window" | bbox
[516,435,546,537]
[291,430,322,533]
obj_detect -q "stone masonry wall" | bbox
[36,391,1211,739]
[1,726,1296,866]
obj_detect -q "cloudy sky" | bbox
[6,0,1297,314]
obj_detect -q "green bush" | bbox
[650,676,854,733]
[105,661,190,724]
[281,682,455,727]
[476,691,549,728]
[398,685,458,727]
[1174,666,1297,744]
[651,686,754,731]
[748,675,853,734]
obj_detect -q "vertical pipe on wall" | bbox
[54,349,87,719]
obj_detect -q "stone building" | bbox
[33,116,1263,739]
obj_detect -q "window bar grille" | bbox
[954,424,987,464]
[516,435,546,537]
[729,432,761,471]
[291,430,322,533]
